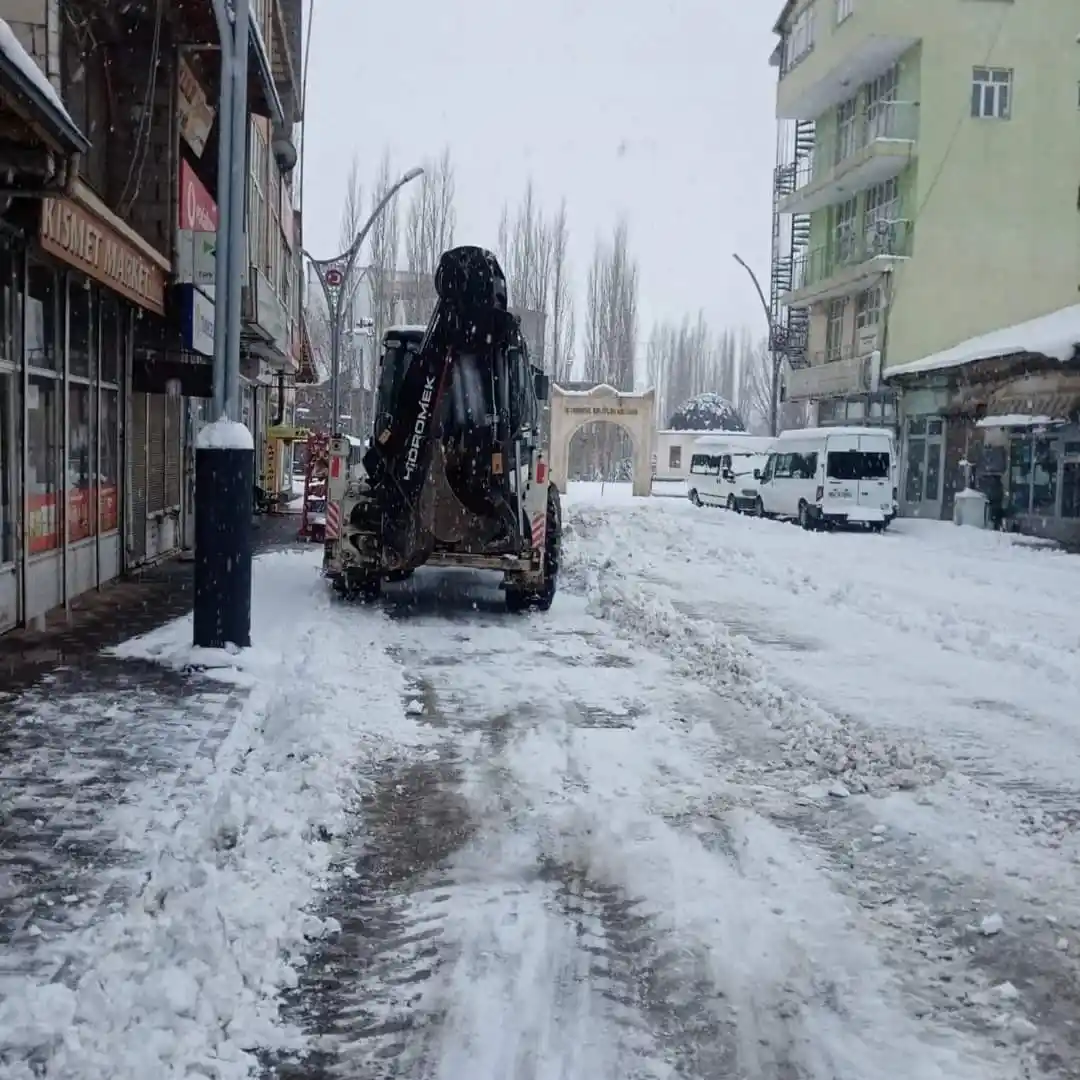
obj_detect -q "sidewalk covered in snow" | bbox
[884,304,1080,543]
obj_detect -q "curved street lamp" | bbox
[732,253,782,437]
[305,165,425,434]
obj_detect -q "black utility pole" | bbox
[193,0,254,649]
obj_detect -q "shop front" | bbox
[0,26,90,632]
[28,186,168,617]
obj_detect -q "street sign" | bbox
[176,228,217,286]
[324,267,343,287]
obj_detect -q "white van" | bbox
[687,435,773,512]
[752,426,897,530]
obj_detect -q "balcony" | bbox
[781,218,912,306]
[785,345,874,400]
[776,0,919,121]
[779,101,917,216]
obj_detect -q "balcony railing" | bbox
[789,217,912,292]
[789,100,918,191]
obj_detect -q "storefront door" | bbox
[0,368,18,631]
[902,416,946,519]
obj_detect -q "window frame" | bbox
[972,67,1012,120]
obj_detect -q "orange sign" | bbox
[40,197,167,315]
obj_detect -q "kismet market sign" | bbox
[40,197,167,315]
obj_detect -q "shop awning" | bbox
[0,19,88,155]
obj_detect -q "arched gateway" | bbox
[549,383,656,497]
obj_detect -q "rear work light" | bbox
[892,486,898,500]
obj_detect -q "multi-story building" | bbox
[768,0,1080,435]
[0,0,305,634]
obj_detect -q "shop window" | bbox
[26,262,59,370]
[1032,437,1058,515]
[27,374,60,553]
[1062,461,1080,518]
[1008,436,1032,514]
[68,383,96,542]
[68,277,93,378]
[669,445,681,469]
[904,439,925,502]
[100,389,119,532]
[0,372,14,563]
[100,293,120,384]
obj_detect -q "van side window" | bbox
[804,452,818,477]
[773,453,793,479]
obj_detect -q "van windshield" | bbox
[827,450,890,481]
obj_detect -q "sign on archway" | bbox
[549,383,656,497]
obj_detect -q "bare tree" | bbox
[549,199,573,381]
[334,156,365,400]
[577,218,639,478]
[404,147,456,322]
[359,150,403,430]
[738,335,775,434]
[584,218,637,390]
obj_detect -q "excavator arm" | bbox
[361,246,523,563]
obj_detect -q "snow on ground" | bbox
[562,480,1080,1074]
[6,486,1080,1079]
[0,551,438,1080]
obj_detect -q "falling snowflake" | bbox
[667,393,746,432]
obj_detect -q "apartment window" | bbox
[784,3,816,71]
[832,197,857,261]
[972,68,1012,119]
[865,65,899,140]
[248,125,268,273]
[836,97,858,163]
[825,298,846,361]
[855,286,882,328]
[835,0,853,23]
[865,177,899,251]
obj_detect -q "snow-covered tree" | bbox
[668,392,746,432]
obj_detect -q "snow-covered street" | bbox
[4,484,1080,1079]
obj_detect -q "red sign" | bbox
[179,160,218,231]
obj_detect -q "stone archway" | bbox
[549,383,656,497]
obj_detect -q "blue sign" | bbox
[179,284,215,356]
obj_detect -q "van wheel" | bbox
[726,494,737,512]
[689,489,701,507]
[754,496,766,518]
[798,501,815,530]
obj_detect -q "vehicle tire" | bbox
[385,567,415,583]
[798,501,815,530]
[726,494,737,512]
[689,489,702,507]
[507,485,561,613]
[754,496,766,518]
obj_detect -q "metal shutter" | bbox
[146,394,166,515]
[164,394,182,508]
[129,392,147,560]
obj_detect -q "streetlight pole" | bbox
[193,0,253,650]
[306,166,424,436]
[732,253,783,437]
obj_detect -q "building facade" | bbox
[769,0,1080,430]
[0,0,304,634]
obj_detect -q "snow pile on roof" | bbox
[197,418,254,450]
[0,18,74,124]
[975,414,1066,429]
[886,304,1080,379]
[667,392,745,432]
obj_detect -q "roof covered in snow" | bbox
[382,324,427,338]
[885,304,1080,380]
[667,393,745,432]
[0,19,87,153]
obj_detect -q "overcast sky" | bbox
[301,0,779,358]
